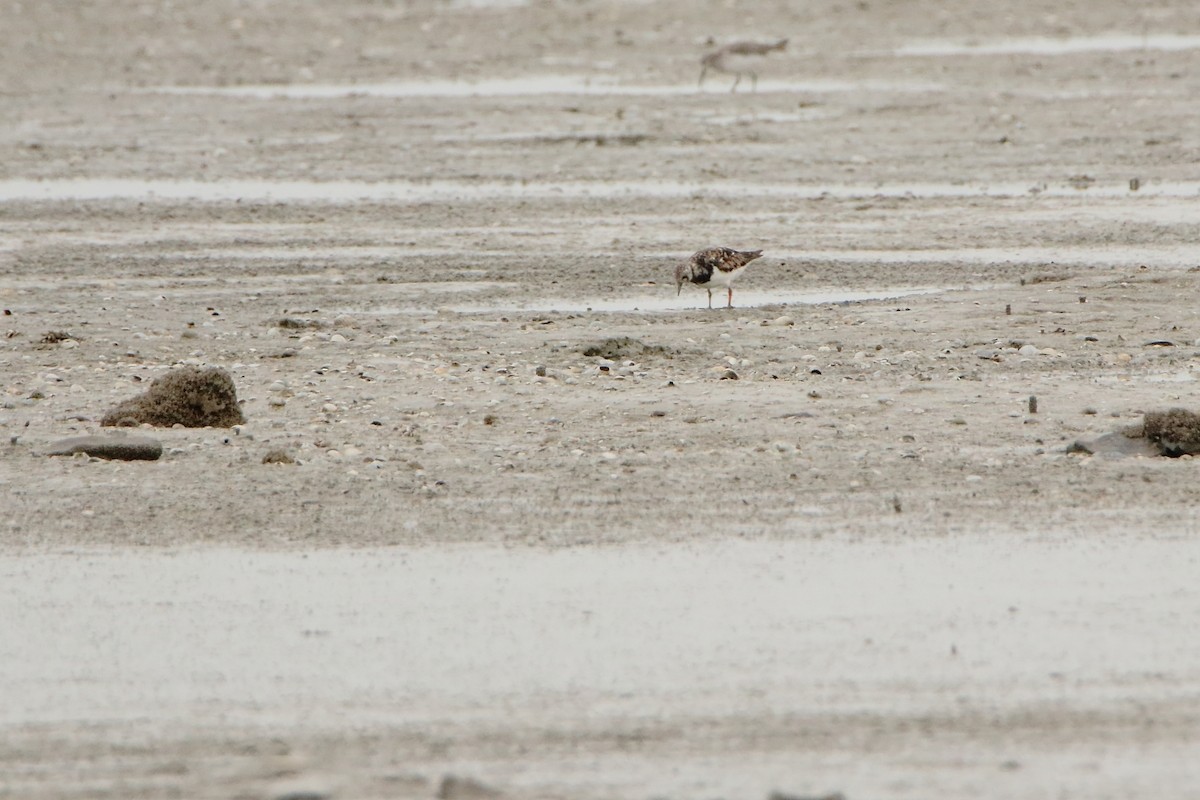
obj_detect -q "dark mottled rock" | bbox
[102,366,245,428]
[1144,409,1200,441]
[45,434,163,461]
[1143,408,1200,456]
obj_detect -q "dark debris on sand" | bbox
[102,366,246,428]
[39,330,78,346]
[275,317,326,330]
[262,448,297,465]
[580,336,671,360]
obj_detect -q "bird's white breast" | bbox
[694,265,744,288]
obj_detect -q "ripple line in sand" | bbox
[4,178,1200,204]
[140,76,944,99]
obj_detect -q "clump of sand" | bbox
[102,366,246,428]
[1142,408,1200,456]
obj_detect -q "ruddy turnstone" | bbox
[699,38,788,92]
[675,247,764,309]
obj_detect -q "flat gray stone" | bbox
[1066,430,1162,459]
[437,775,501,800]
[45,434,163,461]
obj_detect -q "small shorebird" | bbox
[675,247,764,309]
[699,38,788,92]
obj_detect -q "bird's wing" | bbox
[700,247,761,272]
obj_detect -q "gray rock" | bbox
[768,792,846,800]
[437,774,501,800]
[45,435,163,461]
[273,792,330,800]
[1066,430,1161,459]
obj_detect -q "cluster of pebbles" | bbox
[23,317,1200,470]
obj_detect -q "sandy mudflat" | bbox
[3,1,1200,798]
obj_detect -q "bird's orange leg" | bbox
[727,287,734,308]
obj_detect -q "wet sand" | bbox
[6,538,1200,799]
[4,1,1200,797]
